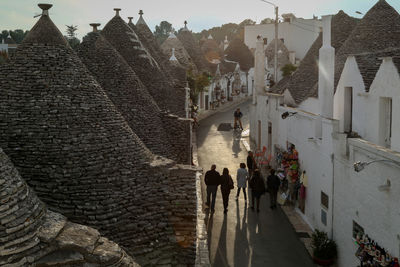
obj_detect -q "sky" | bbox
[0,0,399,38]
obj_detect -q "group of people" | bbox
[204,151,281,214]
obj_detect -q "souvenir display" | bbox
[355,233,399,267]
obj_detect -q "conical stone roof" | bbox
[77,29,173,160]
[102,12,180,114]
[0,7,178,260]
[0,148,137,267]
[265,39,290,69]
[271,10,359,104]
[134,11,170,70]
[334,0,400,88]
[178,26,209,72]
[161,33,197,72]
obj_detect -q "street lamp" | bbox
[260,0,279,83]
[353,159,400,172]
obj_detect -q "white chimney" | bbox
[254,36,265,103]
[318,15,335,119]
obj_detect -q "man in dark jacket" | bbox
[267,169,280,209]
[205,164,221,213]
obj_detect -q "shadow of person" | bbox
[206,212,214,253]
[232,134,242,158]
[233,201,250,267]
[213,215,229,267]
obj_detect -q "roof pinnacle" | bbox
[114,8,121,17]
[90,23,101,32]
[38,3,52,16]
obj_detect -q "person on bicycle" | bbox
[233,108,243,130]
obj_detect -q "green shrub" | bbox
[311,230,338,260]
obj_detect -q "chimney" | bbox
[38,3,52,16]
[90,23,101,32]
[114,8,121,17]
[254,35,266,103]
[318,15,335,119]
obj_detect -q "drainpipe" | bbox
[331,153,335,239]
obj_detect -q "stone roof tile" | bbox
[334,0,400,89]
[77,31,174,159]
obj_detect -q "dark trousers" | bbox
[206,185,218,211]
[236,187,247,200]
[251,193,261,210]
[222,190,230,210]
[269,189,278,207]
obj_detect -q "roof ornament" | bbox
[137,10,147,25]
[38,3,52,17]
[128,17,134,24]
[114,8,121,17]
[168,32,177,39]
[90,23,101,32]
[182,20,189,31]
[208,34,213,40]
[169,48,178,61]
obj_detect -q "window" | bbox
[321,209,327,226]
[379,97,392,148]
[344,87,353,133]
[321,191,329,209]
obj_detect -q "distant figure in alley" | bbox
[267,169,281,209]
[249,169,266,212]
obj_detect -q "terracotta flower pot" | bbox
[313,256,334,266]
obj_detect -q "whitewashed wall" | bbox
[334,57,400,152]
[333,137,400,267]
[244,18,320,61]
[250,94,336,234]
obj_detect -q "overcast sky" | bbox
[1,0,399,38]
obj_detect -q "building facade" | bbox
[249,1,400,266]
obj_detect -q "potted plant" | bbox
[311,230,338,266]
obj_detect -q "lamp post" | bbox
[353,159,400,172]
[260,0,278,83]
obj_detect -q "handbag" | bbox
[229,177,234,189]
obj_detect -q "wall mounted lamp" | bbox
[281,111,297,119]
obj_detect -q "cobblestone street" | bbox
[196,100,315,267]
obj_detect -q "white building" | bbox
[244,13,321,62]
[249,1,400,266]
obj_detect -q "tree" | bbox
[154,21,173,45]
[65,25,80,50]
[260,18,274,24]
[0,30,29,44]
[238,19,256,27]
[281,64,297,77]
[187,70,210,104]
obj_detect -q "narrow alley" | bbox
[196,100,315,267]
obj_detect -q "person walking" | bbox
[236,163,249,203]
[249,169,266,212]
[233,108,243,130]
[247,151,255,177]
[205,164,221,213]
[220,168,234,214]
[267,169,281,209]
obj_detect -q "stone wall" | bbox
[162,113,192,164]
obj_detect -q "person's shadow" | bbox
[234,201,250,266]
[232,131,242,158]
[213,215,228,266]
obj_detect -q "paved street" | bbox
[196,100,314,267]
